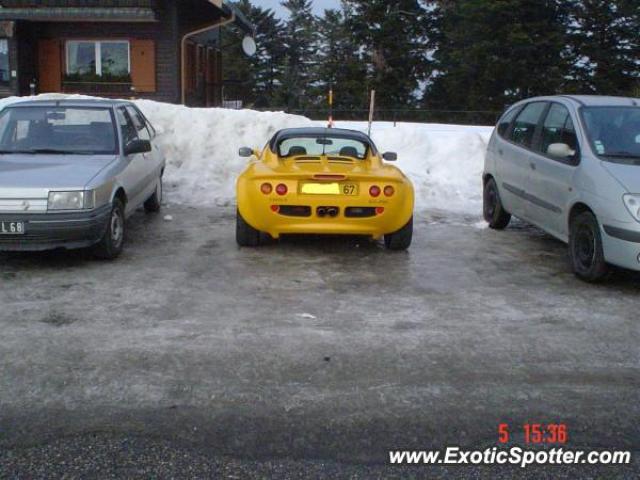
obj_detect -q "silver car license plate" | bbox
[0,221,25,235]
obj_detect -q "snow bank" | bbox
[0,95,493,214]
[133,100,312,205]
[328,121,494,214]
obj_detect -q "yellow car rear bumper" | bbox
[238,178,414,239]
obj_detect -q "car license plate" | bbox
[301,183,358,195]
[0,221,25,235]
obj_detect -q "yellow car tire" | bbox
[384,217,413,251]
[236,209,261,247]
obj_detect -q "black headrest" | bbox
[339,146,359,158]
[288,146,307,156]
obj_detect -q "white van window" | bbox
[539,104,578,156]
[497,106,520,138]
[582,106,640,163]
[509,102,547,149]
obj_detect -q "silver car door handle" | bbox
[530,162,536,171]
[498,149,503,156]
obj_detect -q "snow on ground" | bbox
[0,95,493,215]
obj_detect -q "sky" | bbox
[257,0,342,17]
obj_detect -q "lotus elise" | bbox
[236,127,414,250]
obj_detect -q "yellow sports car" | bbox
[236,127,414,249]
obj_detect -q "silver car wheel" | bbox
[110,208,124,247]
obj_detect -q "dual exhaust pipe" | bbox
[317,207,339,218]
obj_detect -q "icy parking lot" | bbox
[0,96,638,476]
[1,207,639,477]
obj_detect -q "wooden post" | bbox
[368,90,376,136]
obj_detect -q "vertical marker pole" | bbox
[328,86,334,128]
[368,90,376,137]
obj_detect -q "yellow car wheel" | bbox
[236,209,261,247]
[384,217,413,251]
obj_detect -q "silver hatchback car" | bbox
[483,95,640,282]
[0,99,165,259]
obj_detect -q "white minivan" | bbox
[483,95,640,282]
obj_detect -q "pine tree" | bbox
[223,1,286,108]
[567,0,640,96]
[313,7,369,113]
[426,0,573,113]
[247,3,287,107]
[342,0,433,109]
[277,0,319,110]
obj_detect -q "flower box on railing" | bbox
[62,81,134,95]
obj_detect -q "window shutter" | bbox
[38,39,62,93]
[131,39,156,93]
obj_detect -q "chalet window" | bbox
[66,40,130,81]
[0,39,9,86]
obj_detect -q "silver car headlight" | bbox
[623,194,640,222]
[47,191,95,211]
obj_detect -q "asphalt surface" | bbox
[0,205,639,479]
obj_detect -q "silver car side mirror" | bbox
[547,143,575,158]
[124,139,152,156]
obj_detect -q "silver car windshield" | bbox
[582,106,640,164]
[0,106,117,155]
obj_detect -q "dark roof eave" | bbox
[221,2,254,34]
[0,7,158,22]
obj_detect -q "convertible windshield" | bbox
[582,106,640,164]
[278,136,369,159]
[0,106,117,155]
